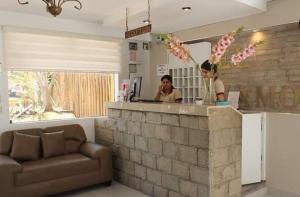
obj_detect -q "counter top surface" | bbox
[107,102,238,116]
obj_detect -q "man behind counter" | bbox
[155,75,182,103]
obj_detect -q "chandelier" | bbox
[18,0,82,17]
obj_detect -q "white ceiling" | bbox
[0,0,268,33]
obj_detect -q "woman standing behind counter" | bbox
[155,75,182,103]
[201,60,225,102]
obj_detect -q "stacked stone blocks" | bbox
[95,107,242,197]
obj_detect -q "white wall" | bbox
[134,41,151,99]
[119,39,152,99]
[266,113,300,196]
[149,34,168,98]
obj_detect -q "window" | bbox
[8,71,115,122]
[4,27,122,122]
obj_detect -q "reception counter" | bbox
[96,102,242,197]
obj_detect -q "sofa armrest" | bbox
[80,142,110,159]
[80,142,112,181]
[0,155,22,196]
[0,154,22,173]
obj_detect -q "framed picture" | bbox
[129,51,137,62]
[129,42,138,51]
[143,42,149,50]
[129,64,137,74]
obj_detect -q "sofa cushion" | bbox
[15,153,100,186]
[41,131,65,158]
[10,132,41,161]
[0,129,43,155]
[45,125,87,153]
[65,139,82,153]
[45,124,87,142]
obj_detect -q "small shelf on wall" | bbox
[128,61,141,65]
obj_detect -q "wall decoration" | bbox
[143,42,149,50]
[129,51,137,62]
[156,64,168,76]
[129,64,137,74]
[129,42,138,51]
[161,27,263,104]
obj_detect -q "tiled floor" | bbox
[52,181,278,197]
[242,182,266,196]
[52,182,149,197]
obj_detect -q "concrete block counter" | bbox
[96,102,242,197]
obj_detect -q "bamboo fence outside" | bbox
[52,72,115,117]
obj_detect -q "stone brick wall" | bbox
[203,22,300,113]
[95,107,242,197]
[208,108,242,197]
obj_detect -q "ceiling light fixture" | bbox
[17,0,82,17]
[182,7,191,11]
[143,0,151,24]
[143,19,150,24]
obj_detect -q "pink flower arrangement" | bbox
[231,41,263,65]
[161,27,263,69]
[162,34,191,63]
[210,27,244,64]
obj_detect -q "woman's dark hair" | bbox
[201,60,218,74]
[161,75,172,83]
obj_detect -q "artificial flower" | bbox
[231,41,264,65]
[209,27,244,64]
[161,34,194,64]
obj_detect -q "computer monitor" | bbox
[129,76,142,101]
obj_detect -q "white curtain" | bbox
[3,27,123,72]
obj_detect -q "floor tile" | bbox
[52,182,149,197]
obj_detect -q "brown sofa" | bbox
[0,124,112,197]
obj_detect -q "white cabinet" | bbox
[169,67,201,103]
[242,112,264,185]
[168,42,211,103]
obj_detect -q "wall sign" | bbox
[227,91,240,109]
[157,64,168,76]
[125,24,151,39]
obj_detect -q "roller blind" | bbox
[3,28,123,72]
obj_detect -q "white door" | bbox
[242,113,262,185]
